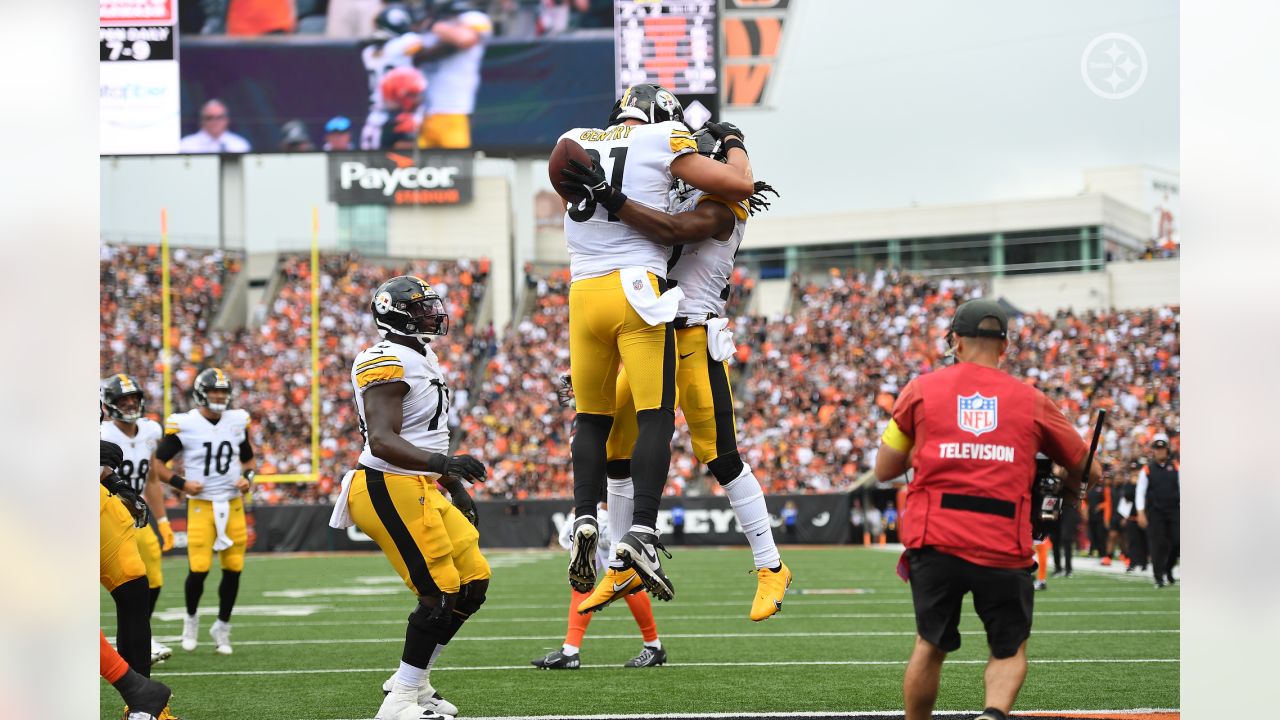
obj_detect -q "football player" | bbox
[154,367,254,656]
[101,374,175,664]
[336,276,489,720]
[102,439,180,718]
[560,125,791,621]
[416,0,493,149]
[558,84,755,604]
[360,4,426,150]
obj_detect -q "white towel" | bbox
[1117,497,1134,519]
[619,267,683,326]
[212,500,234,551]
[704,317,736,362]
[328,470,356,530]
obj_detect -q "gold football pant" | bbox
[608,325,738,464]
[348,467,491,596]
[568,271,676,416]
[135,523,164,589]
[186,497,247,573]
[100,485,146,592]
[418,113,471,149]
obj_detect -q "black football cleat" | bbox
[531,649,580,670]
[568,516,599,592]
[624,645,667,668]
[617,530,675,601]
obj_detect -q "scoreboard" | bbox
[100,0,180,155]
[614,0,720,129]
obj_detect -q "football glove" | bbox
[102,472,150,528]
[556,374,575,409]
[100,439,124,472]
[157,518,175,551]
[559,159,627,214]
[703,121,745,142]
[447,484,479,527]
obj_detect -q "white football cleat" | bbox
[150,639,173,665]
[210,619,233,655]
[180,614,199,652]
[381,674,459,716]
[376,681,451,720]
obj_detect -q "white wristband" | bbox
[157,516,169,524]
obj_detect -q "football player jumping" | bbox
[560,124,791,621]
[101,374,176,664]
[558,83,755,604]
[154,368,255,656]
[333,276,489,720]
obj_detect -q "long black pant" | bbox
[1054,510,1079,573]
[1125,520,1149,568]
[1147,506,1180,581]
[1088,511,1108,556]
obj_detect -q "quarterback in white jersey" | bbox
[563,121,793,622]
[154,367,255,656]
[555,83,755,607]
[341,275,489,720]
[100,372,175,665]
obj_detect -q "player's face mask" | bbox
[404,296,449,337]
[205,389,231,413]
[115,394,143,423]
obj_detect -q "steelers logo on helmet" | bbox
[655,89,678,115]
[370,275,450,341]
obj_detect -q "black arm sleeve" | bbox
[239,437,254,462]
[155,434,183,462]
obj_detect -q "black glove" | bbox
[426,453,487,483]
[704,121,745,142]
[446,483,479,527]
[559,159,627,214]
[100,440,124,472]
[102,472,150,527]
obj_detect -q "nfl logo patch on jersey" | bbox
[957,393,998,437]
[633,278,644,291]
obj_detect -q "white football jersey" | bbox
[421,11,493,115]
[666,187,749,321]
[164,408,251,501]
[100,418,162,495]
[362,32,425,114]
[559,121,698,282]
[352,340,451,476]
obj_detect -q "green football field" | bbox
[100,546,1178,719]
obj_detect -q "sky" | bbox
[727,1,1179,217]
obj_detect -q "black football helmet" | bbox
[375,3,414,36]
[102,373,146,423]
[193,367,233,413]
[371,276,449,341]
[427,0,476,18]
[608,84,684,126]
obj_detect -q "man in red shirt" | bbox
[875,299,1101,720]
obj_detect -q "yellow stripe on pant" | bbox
[569,270,675,416]
[347,467,490,597]
[186,497,248,573]
[607,325,738,464]
[100,485,146,592]
[135,523,164,589]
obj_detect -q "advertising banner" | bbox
[100,0,180,154]
[328,151,474,206]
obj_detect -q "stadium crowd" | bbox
[102,244,1179,505]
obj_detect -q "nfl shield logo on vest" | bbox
[957,393,998,437]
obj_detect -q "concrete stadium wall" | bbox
[992,259,1179,313]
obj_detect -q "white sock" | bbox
[423,644,445,683]
[723,464,781,569]
[607,476,634,567]
[629,524,656,536]
[561,643,580,656]
[393,661,425,691]
[644,639,662,651]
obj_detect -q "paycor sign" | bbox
[328,152,474,206]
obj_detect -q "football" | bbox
[549,137,593,202]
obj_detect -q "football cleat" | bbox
[150,640,173,666]
[749,562,792,622]
[380,675,459,716]
[568,516,599,592]
[531,649,581,670]
[577,567,644,614]
[624,645,667,668]
[616,530,675,601]
[1034,580,1048,591]
[180,615,198,652]
[120,676,173,719]
[209,620,232,655]
[376,682,451,720]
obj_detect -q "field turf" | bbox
[100,546,1178,719]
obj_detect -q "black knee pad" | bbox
[606,459,631,479]
[707,452,745,485]
[408,593,458,631]
[456,580,488,616]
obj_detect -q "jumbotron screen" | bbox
[614,0,721,129]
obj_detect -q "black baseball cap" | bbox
[950,299,1008,339]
